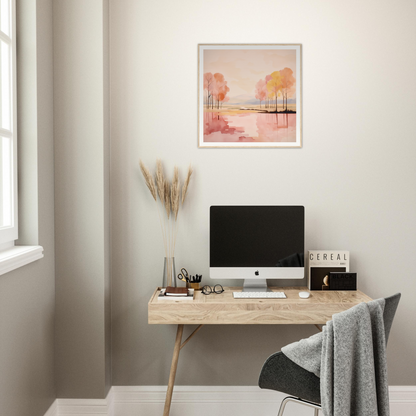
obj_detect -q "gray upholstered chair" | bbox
[258,293,401,416]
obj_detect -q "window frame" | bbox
[0,0,18,246]
[0,0,43,275]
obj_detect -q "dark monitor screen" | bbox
[210,206,304,268]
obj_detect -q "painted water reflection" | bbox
[204,112,296,143]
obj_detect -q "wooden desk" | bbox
[148,286,372,416]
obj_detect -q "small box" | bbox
[328,272,357,290]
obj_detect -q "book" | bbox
[165,286,188,296]
[157,288,195,301]
[308,250,350,291]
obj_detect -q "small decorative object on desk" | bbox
[157,287,195,301]
[308,250,349,291]
[139,159,193,288]
[328,272,357,290]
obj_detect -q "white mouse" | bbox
[299,291,311,299]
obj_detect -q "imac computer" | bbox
[209,205,305,292]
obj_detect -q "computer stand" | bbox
[242,279,270,292]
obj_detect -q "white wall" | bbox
[110,0,416,386]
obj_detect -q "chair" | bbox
[258,293,401,416]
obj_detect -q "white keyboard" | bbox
[233,291,286,299]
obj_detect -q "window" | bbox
[0,0,17,247]
[0,0,42,275]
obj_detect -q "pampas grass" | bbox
[163,180,170,219]
[182,164,193,205]
[139,159,193,286]
[156,159,165,203]
[139,160,157,201]
[171,167,180,221]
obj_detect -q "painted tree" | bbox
[267,71,282,112]
[222,95,230,108]
[212,73,230,109]
[265,74,272,108]
[279,67,296,111]
[255,79,267,108]
[204,72,214,108]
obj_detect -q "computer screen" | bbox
[209,206,305,288]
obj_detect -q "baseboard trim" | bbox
[389,385,416,402]
[45,385,416,416]
[112,385,282,403]
[55,389,114,416]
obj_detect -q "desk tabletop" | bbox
[148,287,372,325]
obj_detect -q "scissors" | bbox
[177,268,190,283]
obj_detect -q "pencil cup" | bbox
[187,282,201,290]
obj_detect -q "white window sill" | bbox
[0,245,44,276]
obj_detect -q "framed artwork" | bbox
[198,44,302,148]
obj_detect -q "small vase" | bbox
[162,257,176,288]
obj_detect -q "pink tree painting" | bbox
[255,79,267,108]
[204,72,230,109]
[199,45,302,148]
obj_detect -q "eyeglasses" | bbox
[201,284,224,295]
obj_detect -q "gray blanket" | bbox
[282,299,389,416]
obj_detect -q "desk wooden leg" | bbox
[163,324,184,416]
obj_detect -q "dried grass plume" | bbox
[139,160,156,201]
[155,159,165,203]
[182,164,193,205]
[163,180,170,219]
[171,167,180,220]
